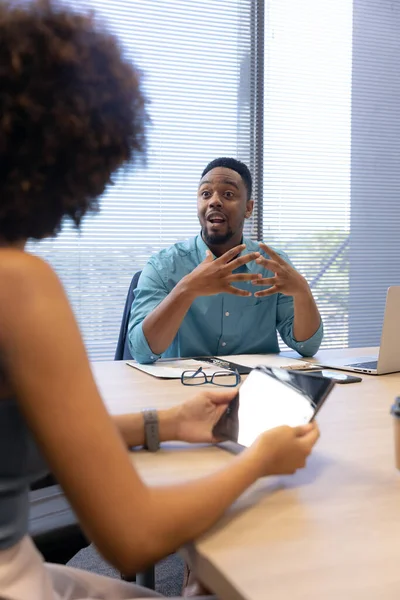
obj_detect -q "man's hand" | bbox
[252,243,310,298]
[182,244,261,298]
[173,387,238,444]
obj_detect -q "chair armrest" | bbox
[29,484,88,564]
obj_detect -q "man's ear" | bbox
[245,199,254,219]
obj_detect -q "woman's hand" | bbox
[247,421,320,477]
[173,387,237,444]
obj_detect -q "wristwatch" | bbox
[142,409,160,452]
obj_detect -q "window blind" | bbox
[263,0,353,348]
[349,0,400,347]
[263,0,400,350]
[28,0,259,360]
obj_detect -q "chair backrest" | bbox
[114,271,142,361]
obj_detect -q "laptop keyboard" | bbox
[349,360,378,369]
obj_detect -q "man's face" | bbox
[197,167,253,246]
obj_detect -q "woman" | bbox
[0,1,320,599]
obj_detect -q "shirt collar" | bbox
[195,233,259,263]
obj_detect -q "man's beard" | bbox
[201,225,234,246]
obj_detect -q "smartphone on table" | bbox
[292,370,362,384]
[212,365,335,449]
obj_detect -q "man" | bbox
[128,157,323,363]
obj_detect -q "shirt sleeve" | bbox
[127,258,169,364]
[276,294,324,357]
[273,248,324,357]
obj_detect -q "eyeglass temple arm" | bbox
[187,366,203,378]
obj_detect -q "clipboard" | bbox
[126,356,245,379]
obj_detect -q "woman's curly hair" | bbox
[0,0,148,242]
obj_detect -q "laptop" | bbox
[316,286,400,375]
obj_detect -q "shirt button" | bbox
[150,355,154,359]
[225,311,230,317]
[222,342,227,347]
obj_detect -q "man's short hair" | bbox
[201,157,252,200]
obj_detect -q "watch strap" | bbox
[142,409,160,452]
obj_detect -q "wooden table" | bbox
[92,349,400,600]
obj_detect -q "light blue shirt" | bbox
[128,235,323,363]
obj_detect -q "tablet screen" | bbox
[213,366,334,447]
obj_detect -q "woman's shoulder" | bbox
[0,249,54,282]
[0,250,59,307]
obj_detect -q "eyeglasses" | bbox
[181,366,241,387]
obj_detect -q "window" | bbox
[28,0,257,360]
[263,0,353,348]
[263,0,400,350]
[28,0,399,357]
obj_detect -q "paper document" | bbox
[216,354,320,371]
[126,358,232,379]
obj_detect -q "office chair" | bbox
[115,270,142,361]
[114,269,156,588]
[114,271,218,594]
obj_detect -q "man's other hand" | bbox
[183,244,261,298]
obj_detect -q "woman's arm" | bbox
[0,251,318,575]
[112,410,176,448]
[113,388,240,448]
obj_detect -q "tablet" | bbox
[212,365,334,448]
